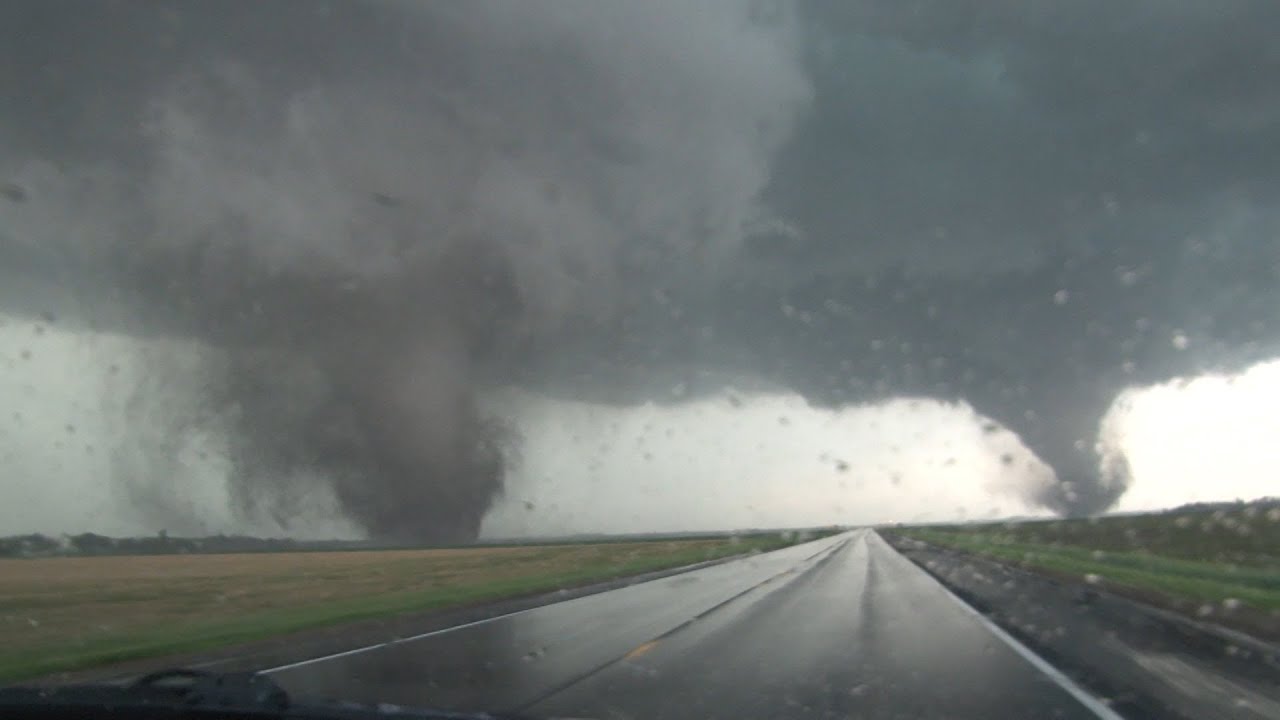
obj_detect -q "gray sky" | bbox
[2,1,1279,539]
[2,316,1276,537]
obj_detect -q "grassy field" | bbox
[0,533,808,682]
[891,502,1280,619]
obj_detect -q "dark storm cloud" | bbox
[2,1,1278,533]
[729,1,1280,512]
[0,0,807,540]
[769,1,1280,273]
[521,1,1280,514]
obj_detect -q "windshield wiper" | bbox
[0,668,535,720]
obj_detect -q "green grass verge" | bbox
[0,533,813,683]
[899,503,1280,568]
[899,528,1280,612]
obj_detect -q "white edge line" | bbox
[263,534,849,675]
[925,566,1127,720]
[262,604,545,674]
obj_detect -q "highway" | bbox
[267,530,1117,719]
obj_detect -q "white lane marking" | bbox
[944,595,1126,720]
[878,534,1125,720]
[263,534,848,675]
[262,604,545,674]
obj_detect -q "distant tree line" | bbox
[0,532,369,558]
[0,526,850,558]
[1165,497,1280,515]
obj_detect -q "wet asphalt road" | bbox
[268,531,1113,719]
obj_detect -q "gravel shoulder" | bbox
[886,534,1280,720]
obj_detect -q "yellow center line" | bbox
[624,640,659,659]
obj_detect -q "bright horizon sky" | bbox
[1101,359,1280,514]
[1,316,1276,538]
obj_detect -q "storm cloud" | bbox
[2,1,1278,539]
[740,1,1280,512]
[0,0,808,540]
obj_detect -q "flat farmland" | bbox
[0,534,800,681]
[888,501,1280,639]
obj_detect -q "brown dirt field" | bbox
[0,539,738,678]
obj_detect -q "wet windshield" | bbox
[2,2,1277,719]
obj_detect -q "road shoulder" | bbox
[885,534,1280,720]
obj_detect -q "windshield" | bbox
[2,2,1278,719]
